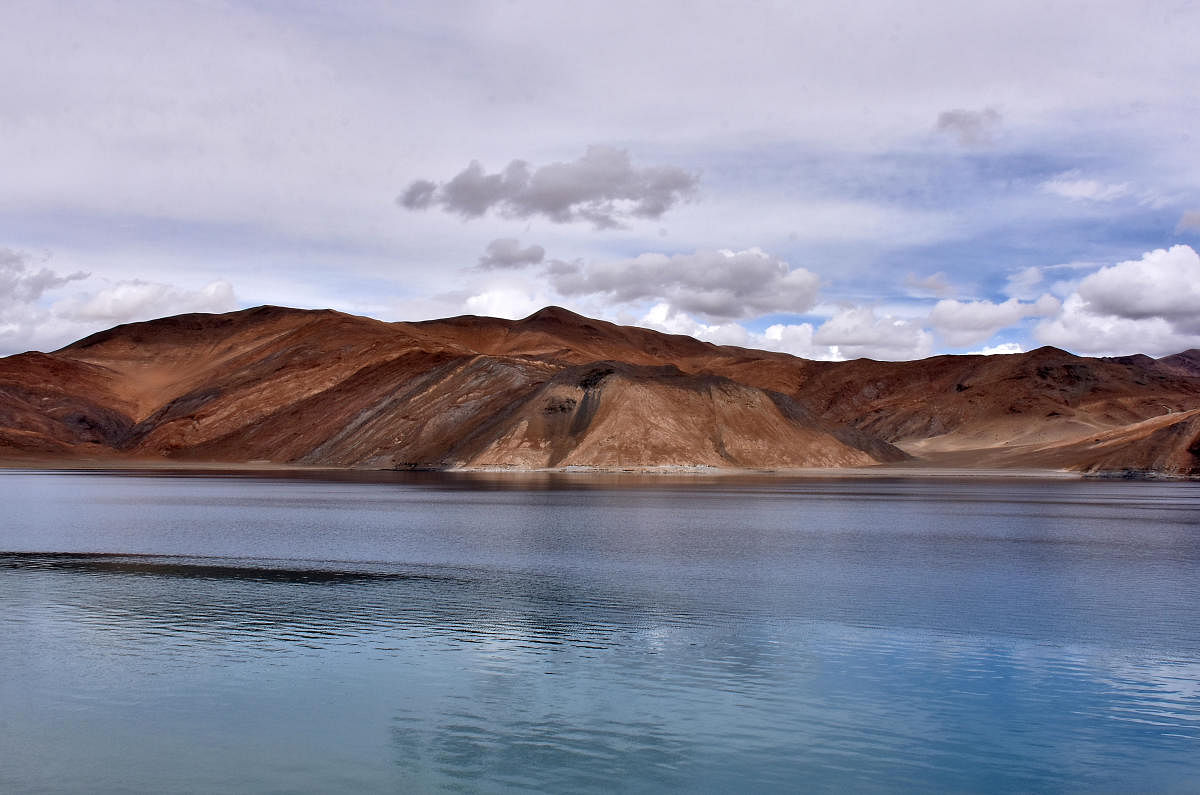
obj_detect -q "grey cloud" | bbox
[0,248,88,303]
[545,248,819,321]
[399,146,699,229]
[477,238,545,270]
[442,161,530,217]
[935,107,1002,146]
[0,246,89,355]
[1176,210,1200,233]
[399,180,437,209]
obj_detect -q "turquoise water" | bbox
[2,471,1199,792]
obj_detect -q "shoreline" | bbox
[1,456,1193,481]
[0,456,1083,480]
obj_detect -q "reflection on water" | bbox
[2,472,1200,792]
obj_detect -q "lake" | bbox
[2,470,1199,792]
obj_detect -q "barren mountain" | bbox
[1,305,1198,474]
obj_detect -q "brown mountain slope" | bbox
[1154,349,1200,378]
[0,305,1197,474]
[461,363,894,469]
[918,409,1200,474]
[0,306,905,469]
[412,308,1200,471]
[59,306,469,422]
[780,346,1200,453]
[0,352,134,455]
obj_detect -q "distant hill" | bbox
[1,305,1198,475]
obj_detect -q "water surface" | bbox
[2,471,1199,792]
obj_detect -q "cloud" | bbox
[928,295,1059,346]
[546,247,819,321]
[1036,295,1192,356]
[462,287,546,320]
[0,247,90,353]
[1004,260,1104,301]
[0,248,88,304]
[0,249,236,354]
[477,238,545,270]
[935,107,1002,145]
[399,180,437,210]
[762,322,826,358]
[813,306,934,361]
[1039,171,1130,202]
[399,146,699,229]
[968,342,1023,355]
[54,279,238,325]
[639,303,756,346]
[1075,244,1200,326]
[1176,210,1200,233]
[1035,245,1200,355]
[638,301,940,361]
[639,303,842,359]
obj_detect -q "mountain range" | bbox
[2,305,1198,475]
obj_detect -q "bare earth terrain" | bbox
[1,305,1198,475]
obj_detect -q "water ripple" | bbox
[2,474,1200,792]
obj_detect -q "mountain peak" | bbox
[520,306,589,324]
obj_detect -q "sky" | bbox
[2,0,1199,360]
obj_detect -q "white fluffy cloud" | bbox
[1076,245,1200,326]
[813,306,934,361]
[0,247,240,354]
[639,303,839,359]
[928,295,1059,346]
[548,247,820,321]
[762,322,821,357]
[639,300,935,361]
[1037,295,1188,356]
[968,342,1024,355]
[55,280,238,325]
[1036,245,1200,355]
[639,303,757,346]
[462,287,547,319]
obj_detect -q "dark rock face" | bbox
[0,305,1198,473]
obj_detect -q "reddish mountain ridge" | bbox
[1,305,1198,474]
